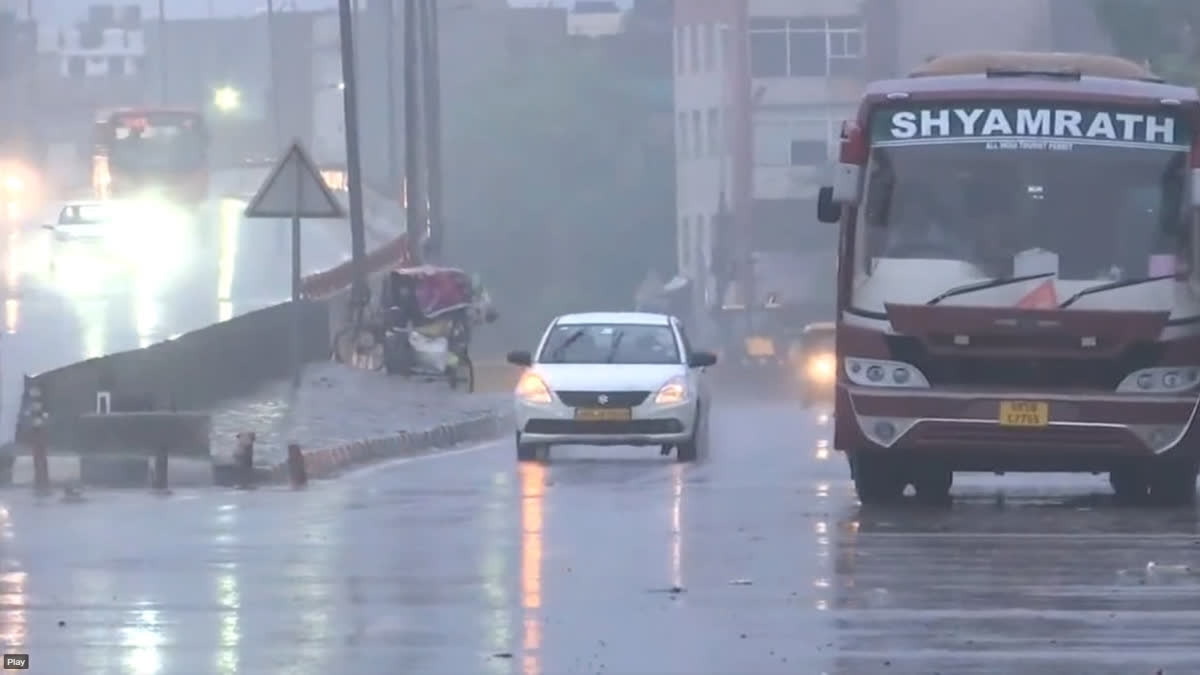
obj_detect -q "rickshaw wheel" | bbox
[448,354,475,393]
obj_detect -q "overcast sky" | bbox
[5,0,632,24]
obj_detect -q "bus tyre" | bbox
[1109,466,1150,504]
[851,451,905,505]
[1147,459,1198,507]
[912,463,953,504]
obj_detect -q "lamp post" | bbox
[337,0,369,306]
[421,0,444,260]
[403,0,424,264]
[158,0,167,104]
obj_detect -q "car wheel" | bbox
[676,404,704,463]
[515,432,545,463]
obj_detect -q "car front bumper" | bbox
[515,395,698,447]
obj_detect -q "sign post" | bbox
[244,140,345,386]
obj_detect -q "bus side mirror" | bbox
[816,187,840,223]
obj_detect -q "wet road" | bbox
[0,171,380,435]
[2,397,1198,673]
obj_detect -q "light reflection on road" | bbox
[519,462,545,675]
[217,199,241,323]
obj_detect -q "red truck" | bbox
[816,51,1200,506]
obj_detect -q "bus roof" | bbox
[94,107,201,123]
[908,51,1161,82]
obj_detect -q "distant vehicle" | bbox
[92,107,209,204]
[43,200,113,240]
[817,51,1200,506]
[506,311,718,463]
[798,321,836,408]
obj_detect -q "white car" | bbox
[507,311,718,463]
[43,201,112,239]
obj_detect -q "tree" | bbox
[1092,0,1200,86]
[443,39,675,348]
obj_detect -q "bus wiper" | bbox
[1057,273,1175,309]
[926,272,1055,305]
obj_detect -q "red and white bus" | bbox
[92,108,209,204]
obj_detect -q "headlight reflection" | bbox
[519,462,545,675]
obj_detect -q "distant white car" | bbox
[43,201,113,239]
[507,311,718,463]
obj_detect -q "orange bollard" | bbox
[31,425,50,496]
[151,446,169,493]
[287,443,307,488]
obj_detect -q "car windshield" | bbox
[856,102,1191,282]
[539,323,680,365]
[60,204,108,224]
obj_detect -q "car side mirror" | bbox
[688,350,717,368]
[485,308,499,324]
[816,186,840,224]
[506,350,532,367]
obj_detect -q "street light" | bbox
[213,86,241,112]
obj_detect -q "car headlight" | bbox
[515,371,552,404]
[806,352,836,383]
[844,357,930,388]
[654,376,688,405]
[1117,367,1200,394]
[3,176,22,193]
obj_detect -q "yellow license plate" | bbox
[746,336,775,357]
[574,407,632,421]
[998,400,1049,427]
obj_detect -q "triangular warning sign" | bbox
[1016,279,1058,309]
[244,140,345,219]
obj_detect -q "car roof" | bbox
[803,321,835,334]
[555,311,671,327]
[60,200,106,210]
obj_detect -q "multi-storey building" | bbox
[674,0,1115,331]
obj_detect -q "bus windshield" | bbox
[857,102,1192,282]
[107,112,206,173]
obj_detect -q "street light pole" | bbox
[337,0,370,306]
[385,0,399,199]
[158,0,167,104]
[266,0,282,148]
[403,0,424,264]
[421,0,444,260]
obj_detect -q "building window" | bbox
[750,16,864,78]
[691,110,702,157]
[677,111,688,158]
[680,215,691,272]
[674,26,685,74]
[706,108,720,156]
[702,23,715,72]
[754,115,834,167]
[688,24,700,72]
[748,18,787,77]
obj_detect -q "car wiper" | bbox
[548,328,586,362]
[1057,273,1175,309]
[926,272,1055,305]
[605,330,625,363]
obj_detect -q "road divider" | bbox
[27,411,210,493]
[267,412,510,483]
